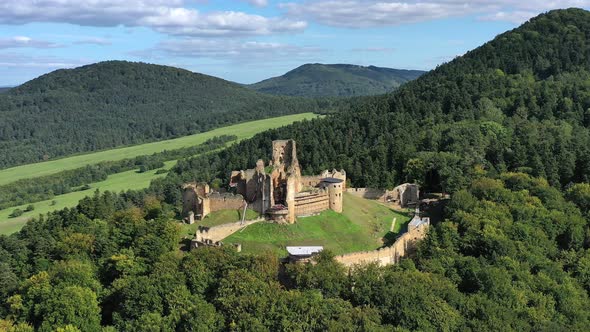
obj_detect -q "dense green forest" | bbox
[1,167,589,330]
[248,63,424,97]
[3,8,590,331]
[0,61,321,169]
[168,9,590,194]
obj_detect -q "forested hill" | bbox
[171,8,590,193]
[248,63,425,97]
[5,9,590,332]
[0,61,320,169]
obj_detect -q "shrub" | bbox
[9,209,24,218]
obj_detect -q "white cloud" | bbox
[479,11,540,24]
[73,37,112,46]
[0,52,89,68]
[142,9,306,37]
[280,1,590,28]
[136,38,323,62]
[0,36,62,49]
[0,0,306,37]
[351,47,395,52]
[243,0,269,7]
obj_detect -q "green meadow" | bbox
[0,113,318,187]
[224,193,411,256]
[0,163,174,234]
[0,113,319,234]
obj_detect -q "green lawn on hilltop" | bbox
[0,113,318,187]
[224,193,411,256]
[0,113,318,235]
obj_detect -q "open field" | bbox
[0,162,174,234]
[224,193,411,256]
[0,113,319,235]
[0,113,318,187]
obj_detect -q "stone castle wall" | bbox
[294,191,330,216]
[346,188,388,200]
[300,176,323,188]
[195,218,264,243]
[346,184,419,207]
[208,193,244,212]
[334,222,429,267]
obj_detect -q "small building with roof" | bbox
[286,246,324,263]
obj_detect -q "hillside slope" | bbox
[0,61,319,168]
[170,8,590,193]
[248,63,424,97]
[4,9,590,332]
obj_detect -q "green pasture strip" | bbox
[0,113,318,186]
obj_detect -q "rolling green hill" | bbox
[248,63,424,97]
[0,61,320,169]
[179,8,590,193]
[4,9,590,332]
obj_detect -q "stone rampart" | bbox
[334,222,428,267]
[346,188,388,200]
[294,191,330,216]
[300,176,323,188]
[195,218,264,244]
[209,193,244,212]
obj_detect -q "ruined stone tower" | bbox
[322,179,344,213]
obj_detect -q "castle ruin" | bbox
[183,139,345,224]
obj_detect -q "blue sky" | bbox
[0,1,588,86]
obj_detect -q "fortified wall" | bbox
[192,217,264,248]
[229,139,345,223]
[182,183,245,223]
[346,183,419,207]
[334,211,429,267]
[183,139,346,224]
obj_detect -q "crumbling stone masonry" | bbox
[183,139,346,224]
[346,183,419,207]
[334,209,429,267]
[229,139,345,223]
[182,182,245,222]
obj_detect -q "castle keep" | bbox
[183,139,345,223]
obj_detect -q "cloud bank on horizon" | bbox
[0,0,587,85]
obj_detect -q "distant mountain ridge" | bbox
[248,63,425,97]
[0,61,320,169]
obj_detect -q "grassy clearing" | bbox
[224,193,411,256]
[0,113,318,235]
[0,163,174,235]
[0,113,318,186]
[179,209,259,238]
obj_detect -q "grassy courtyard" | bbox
[224,193,411,256]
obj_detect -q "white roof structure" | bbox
[409,214,430,228]
[286,246,323,256]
